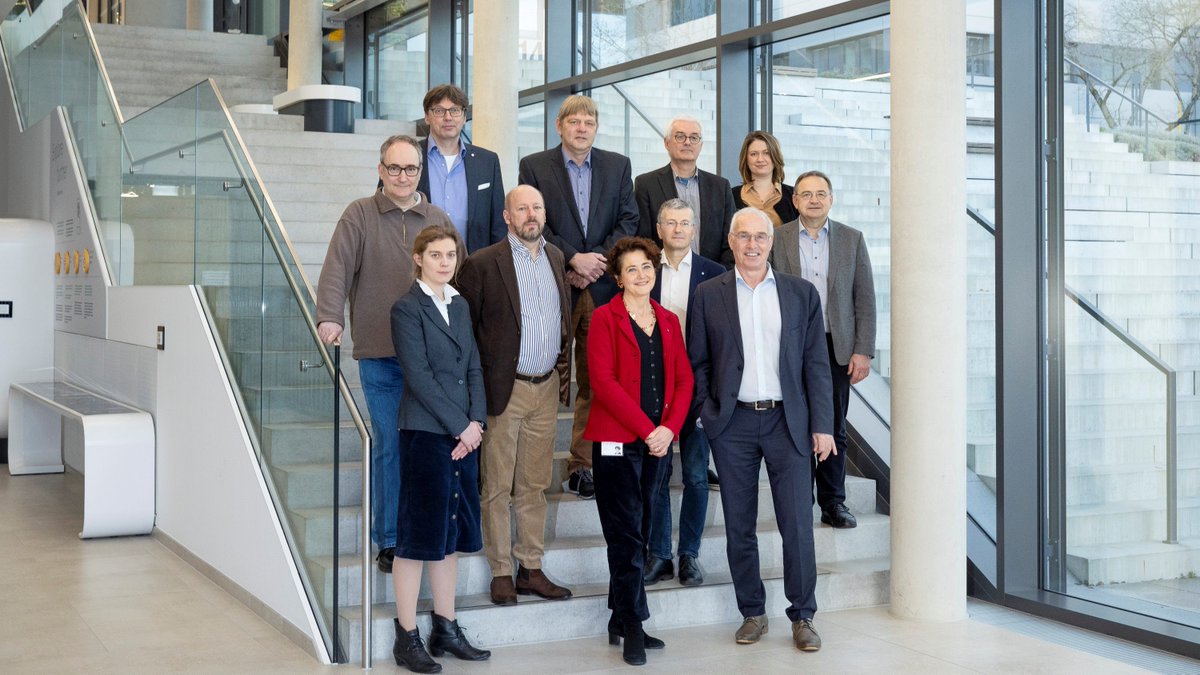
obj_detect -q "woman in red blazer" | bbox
[585,236,694,666]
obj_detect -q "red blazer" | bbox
[584,294,694,443]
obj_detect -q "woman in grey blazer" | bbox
[389,224,490,673]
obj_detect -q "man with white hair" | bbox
[634,116,735,267]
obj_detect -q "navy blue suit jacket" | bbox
[688,268,834,455]
[650,252,726,344]
[517,144,640,306]
[391,282,486,437]
[417,139,506,253]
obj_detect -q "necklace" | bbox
[624,297,656,335]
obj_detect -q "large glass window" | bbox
[364,0,429,121]
[584,0,716,70]
[1050,0,1200,627]
[588,60,717,177]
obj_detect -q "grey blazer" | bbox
[771,219,877,366]
[390,281,486,437]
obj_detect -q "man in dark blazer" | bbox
[416,83,506,253]
[517,94,640,499]
[689,207,835,653]
[644,198,725,588]
[771,170,876,530]
[634,116,735,267]
[456,185,574,605]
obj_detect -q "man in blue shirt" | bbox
[417,83,506,253]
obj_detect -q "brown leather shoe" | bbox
[490,576,517,606]
[735,614,768,644]
[792,618,821,651]
[515,566,573,600]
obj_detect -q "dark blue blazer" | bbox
[391,281,486,437]
[634,164,735,267]
[517,144,640,306]
[688,269,834,455]
[418,139,506,253]
[650,252,725,344]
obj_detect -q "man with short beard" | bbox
[456,185,575,604]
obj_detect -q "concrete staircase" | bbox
[87,22,894,663]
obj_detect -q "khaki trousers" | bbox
[481,376,559,576]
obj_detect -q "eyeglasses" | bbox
[660,220,693,229]
[383,164,421,177]
[797,191,831,201]
[672,133,703,144]
[428,106,465,118]
[733,232,772,244]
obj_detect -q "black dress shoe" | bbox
[707,468,720,491]
[607,614,665,649]
[621,621,647,666]
[643,557,674,585]
[377,547,396,574]
[678,555,704,586]
[820,503,858,529]
[566,469,595,499]
[428,613,490,661]
[392,619,441,673]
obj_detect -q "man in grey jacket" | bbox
[771,170,876,529]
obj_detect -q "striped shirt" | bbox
[795,219,831,332]
[509,233,562,376]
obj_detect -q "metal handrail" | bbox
[575,46,665,140]
[966,207,1177,544]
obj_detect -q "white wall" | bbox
[100,284,326,659]
[123,0,188,29]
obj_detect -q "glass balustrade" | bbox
[1,0,367,662]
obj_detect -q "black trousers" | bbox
[815,332,851,510]
[592,440,667,623]
[709,406,817,622]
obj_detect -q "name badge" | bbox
[600,441,623,457]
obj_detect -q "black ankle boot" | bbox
[392,618,441,673]
[621,620,647,666]
[428,613,491,661]
[607,614,665,649]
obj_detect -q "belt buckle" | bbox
[754,400,769,411]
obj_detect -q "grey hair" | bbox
[379,134,422,165]
[665,115,702,139]
[730,207,773,234]
[657,197,694,223]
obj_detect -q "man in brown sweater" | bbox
[316,134,454,574]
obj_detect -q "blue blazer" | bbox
[688,269,834,455]
[650,252,726,344]
[417,139,506,254]
[390,281,486,437]
[517,144,640,306]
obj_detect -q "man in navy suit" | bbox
[518,94,640,499]
[644,198,724,588]
[689,207,835,653]
[417,83,506,253]
[633,116,735,267]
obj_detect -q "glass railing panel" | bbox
[1,0,125,282]
[966,216,997,501]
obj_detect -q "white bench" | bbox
[8,382,154,538]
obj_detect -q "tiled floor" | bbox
[1,470,1195,674]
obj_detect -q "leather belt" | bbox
[515,371,554,384]
[736,399,783,411]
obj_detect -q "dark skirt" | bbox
[395,429,483,561]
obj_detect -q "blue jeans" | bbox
[648,419,710,561]
[359,357,404,551]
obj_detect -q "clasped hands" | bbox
[644,425,674,457]
[452,420,484,460]
[566,252,607,289]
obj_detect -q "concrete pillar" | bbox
[287,0,323,91]
[471,0,519,186]
[186,0,213,31]
[888,1,968,621]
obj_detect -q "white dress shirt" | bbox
[659,250,693,344]
[416,278,459,325]
[735,266,783,402]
